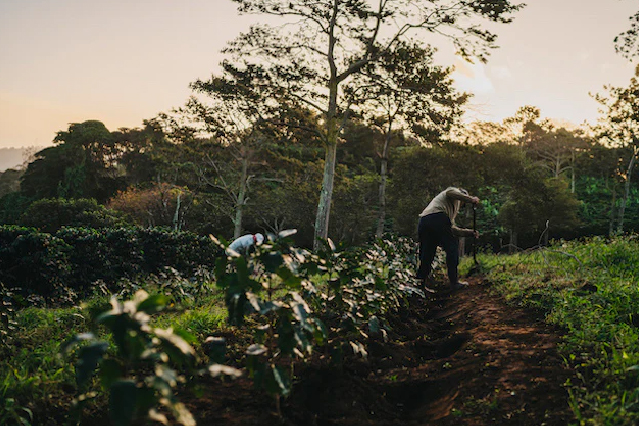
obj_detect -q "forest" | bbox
[3,1,639,425]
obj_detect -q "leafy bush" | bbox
[210,231,421,404]
[0,283,17,350]
[20,198,128,233]
[0,226,71,297]
[0,225,222,301]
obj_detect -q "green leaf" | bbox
[291,301,308,323]
[99,358,123,390]
[294,329,311,354]
[246,292,262,312]
[259,300,284,315]
[136,294,168,314]
[214,256,228,283]
[76,341,108,389]
[109,380,138,426]
[276,266,302,287]
[311,318,328,345]
[208,364,242,378]
[154,328,196,364]
[236,256,250,286]
[368,315,381,334]
[272,364,291,397]
[262,252,284,273]
[60,332,96,355]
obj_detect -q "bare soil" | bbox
[188,277,575,425]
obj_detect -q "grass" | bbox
[465,236,639,425]
[1,276,232,425]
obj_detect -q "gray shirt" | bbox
[419,187,476,237]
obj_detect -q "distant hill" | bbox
[0,148,25,171]
[0,147,44,171]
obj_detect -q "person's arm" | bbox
[446,188,479,205]
[451,226,479,238]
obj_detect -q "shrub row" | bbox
[0,225,221,300]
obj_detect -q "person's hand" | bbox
[473,230,480,239]
[470,196,480,205]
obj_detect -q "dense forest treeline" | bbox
[0,102,638,251]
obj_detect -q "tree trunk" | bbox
[458,237,466,258]
[314,141,337,247]
[375,123,392,238]
[508,229,517,254]
[313,2,339,250]
[617,147,638,234]
[571,149,576,193]
[609,184,617,237]
[234,156,249,239]
[173,192,181,231]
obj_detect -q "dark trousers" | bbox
[417,212,459,285]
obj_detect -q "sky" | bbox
[0,0,638,149]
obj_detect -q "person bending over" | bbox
[417,187,480,291]
[228,233,264,255]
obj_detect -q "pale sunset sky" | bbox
[0,0,637,149]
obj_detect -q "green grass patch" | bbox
[476,236,639,425]
[1,277,229,425]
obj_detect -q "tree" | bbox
[497,174,581,249]
[108,183,194,231]
[0,168,23,198]
[111,120,168,187]
[225,0,523,248]
[594,69,639,233]
[185,72,283,239]
[523,124,588,192]
[615,10,639,58]
[20,120,124,202]
[353,42,467,237]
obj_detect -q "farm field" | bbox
[4,234,639,425]
[5,2,639,425]
[185,277,574,425]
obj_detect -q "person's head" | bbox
[255,233,264,245]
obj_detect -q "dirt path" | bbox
[191,277,575,425]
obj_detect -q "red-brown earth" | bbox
[188,277,575,425]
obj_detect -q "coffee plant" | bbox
[210,231,421,405]
[0,225,221,301]
[211,231,327,406]
[62,290,241,426]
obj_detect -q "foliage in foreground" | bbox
[46,232,420,425]
[478,236,639,425]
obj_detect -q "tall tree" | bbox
[186,72,285,239]
[353,42,467,237]
[225,0,523,248]
[594,69,639,233]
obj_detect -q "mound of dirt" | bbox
[190,277,575,425]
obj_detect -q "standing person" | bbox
[417,187,480,291]
[228,233,264,254]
